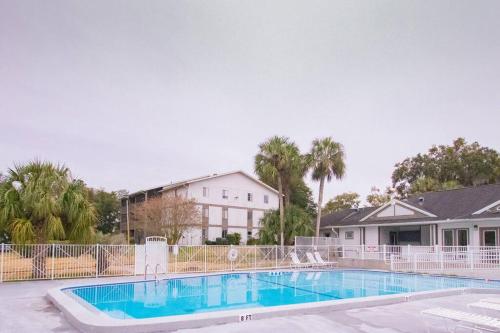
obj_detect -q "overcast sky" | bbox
[1,0,499,203]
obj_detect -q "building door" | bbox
[389,231,398,245]
[483,229,497,247]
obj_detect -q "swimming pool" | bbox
[67,270,500,320]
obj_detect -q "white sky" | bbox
[1,0,499,203]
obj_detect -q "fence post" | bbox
[254,245,257,271]
[204,245,207,273]
[51,243,55,280]
[440,251,444,271]
[469,246,474,270]
[407,244,411,257]
[383,244,387,262]
[390,254,394,271]
[413,253,417,271]
[0,243,4,283]
[96,244,99,278]
[275,245,278,269]
[230,245,234,271]
[342,245,345,258]
[361,245,365,260]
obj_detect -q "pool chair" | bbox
[469,301,500,317]
[313,252,337,268]
[306,252,321,268]
[290,252,312,268]
[480,298,500,305]
[422,307,500,332]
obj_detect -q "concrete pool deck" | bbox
[2,275,500,333]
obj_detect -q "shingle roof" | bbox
[321,183,500,228]
[127,170,279,197]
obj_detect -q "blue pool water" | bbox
[68,270,500,319]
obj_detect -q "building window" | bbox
[264,195,269,204]
[203,187,209,197]
[457,229,468,246]
[247,193,253,202]
[222,229,228,238]
[222,189,228,199]
[223,208,228,219]
[203,206,209,218]
[443,228,469,246]
[443,229,454,246]
[345,231,354,240]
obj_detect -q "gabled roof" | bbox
[128,170,279,197]
[321,183,500,228]
[359,199,437,222]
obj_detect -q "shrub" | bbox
[226,233,241,245]
[246,237,258,245]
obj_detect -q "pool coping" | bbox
[46,269,500,333]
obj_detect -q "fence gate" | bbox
[145,237,168,276]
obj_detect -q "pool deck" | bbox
[2,275,500,333]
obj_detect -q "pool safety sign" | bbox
[239,313,253,322]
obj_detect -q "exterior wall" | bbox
[187,173,279,210]
[208,226,222,241]
[209,206,222,226]
[228,208,247,228]
[331,219,500,247]
[123,172,279,245]
[179,227,202,245]
[252,210,264,234]
[436,219,500,246]
[339,227,361,246]
[421,225,431,245]
[184,173,278,244]
[364,226,378,246]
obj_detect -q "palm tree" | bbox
[0,161,96,278]
[255,136,301,248]
[308,138,346,237]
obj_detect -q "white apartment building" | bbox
[120,171,280,245]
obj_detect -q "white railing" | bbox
[390,246,500,273]
[0,244,135,282]
[3,243,500,281]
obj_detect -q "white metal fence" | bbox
[390,246,500,273]
[3,243,500,282]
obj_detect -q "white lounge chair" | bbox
[470,302,500,312]
[290,252,312,268]
[306,252,321,267]
[481,298,500,305]
[314,251,337,268]
[422,307,500,332]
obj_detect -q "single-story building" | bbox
[320,184,500,247]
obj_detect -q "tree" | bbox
[88,189,120,234]
[392,138,500,197]
[366,186,392,207]
[408,177,461,195]
[132,194,200,245]
[255,136,303,248]
[324,192,360,214]
[258,205,314,245]
[0,161,96,278]
[288,179,317,218]
[307,137,346,237]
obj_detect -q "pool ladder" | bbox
[144,263,162,282]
